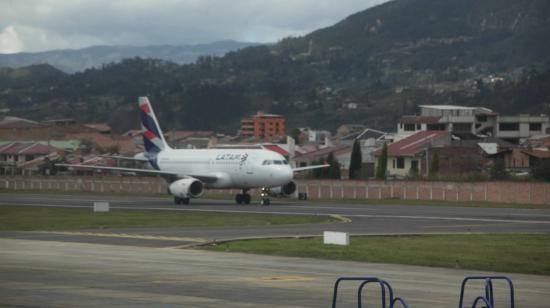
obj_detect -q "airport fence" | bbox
[0,176,168,195]
[1,176,550,205]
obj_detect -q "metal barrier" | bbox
[331,275,515,307]
[391,297,410,308]
[459,276,515,308]
[331,276,409,308]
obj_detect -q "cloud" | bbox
[0,26,23,53]
[0,0,389,53]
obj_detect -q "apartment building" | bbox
[397,105,549,143]
[240,112,285,140]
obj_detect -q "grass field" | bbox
[0,206,336,231]
[203,234,550,275]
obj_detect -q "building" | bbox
[374,131,450,177]
[335,124,366,137]
[335,128,391,178]
[240,112,285,140]
[164,130,216,149]
[293,145,352,178]
[0,116,50,140]
[304,129,331,145]
[0,142,62,175]
[490,148,550,172]
[83,123,112,134]
[397,105,550,144]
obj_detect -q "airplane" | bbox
[57,97,329,205]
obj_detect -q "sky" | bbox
[0,0,389,54]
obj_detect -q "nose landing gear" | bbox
[235,188,271,205]
[260,187,270,206]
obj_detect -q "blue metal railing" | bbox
[471,296,493,308]
[459,276,515,308]
[331,276,409,308]
[391,297,410,308]
[331,275,514,307]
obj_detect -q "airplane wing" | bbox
[55,163,219,183]
[98,154,148,162]
[292,164,331,172]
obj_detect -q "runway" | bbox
[1,193,550,247]
[1,193,550,307]
[2,238,550,308]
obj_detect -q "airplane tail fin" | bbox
[139,96,171,155]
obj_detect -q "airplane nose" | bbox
[285,167,293,181]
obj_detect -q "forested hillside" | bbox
[1,0,549,133]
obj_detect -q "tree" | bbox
[349,140,362,179]
[327,152,341,179]
[490,158,509,180]
[375,143,388,180]
[290,128,302,145]
[311,159,328,179]
[532,160,550,181]
[429,150,439,177]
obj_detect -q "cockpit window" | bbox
[282,160,289,165]
[262,160,272,165]
[274,160,282,165]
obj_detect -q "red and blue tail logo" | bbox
[139,97,170,169]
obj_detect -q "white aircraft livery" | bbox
[58,97,328,205]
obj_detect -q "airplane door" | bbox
[239,153,254,186]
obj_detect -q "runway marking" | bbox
[421,223,515,229]
[33,231,206,243]
[249,276,316,282]
[329,214,352,223]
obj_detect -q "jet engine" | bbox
[269,181,297,197]
[168,178,204,198]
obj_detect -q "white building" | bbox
[397,105,550,144]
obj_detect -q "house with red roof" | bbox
[374,131,450,177]
[164,130,216,149]
[0,142,63,175]
[294,145,352,178]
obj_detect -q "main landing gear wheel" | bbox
[235,190,251,205]
[260,187,271,206]
[174,197,190,205]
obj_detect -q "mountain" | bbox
[278,0,550,86]
[0,0,549,134]
[0,40,259,73]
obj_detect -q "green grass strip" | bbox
[0,206,335,231]
[204,234,550,276]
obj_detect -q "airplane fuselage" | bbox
[156,148,293,189]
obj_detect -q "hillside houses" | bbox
[3,102,550,180]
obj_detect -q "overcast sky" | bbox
[0,0,389,54]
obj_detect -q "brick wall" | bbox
[296,180,550,205]
[1,176,549,205]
